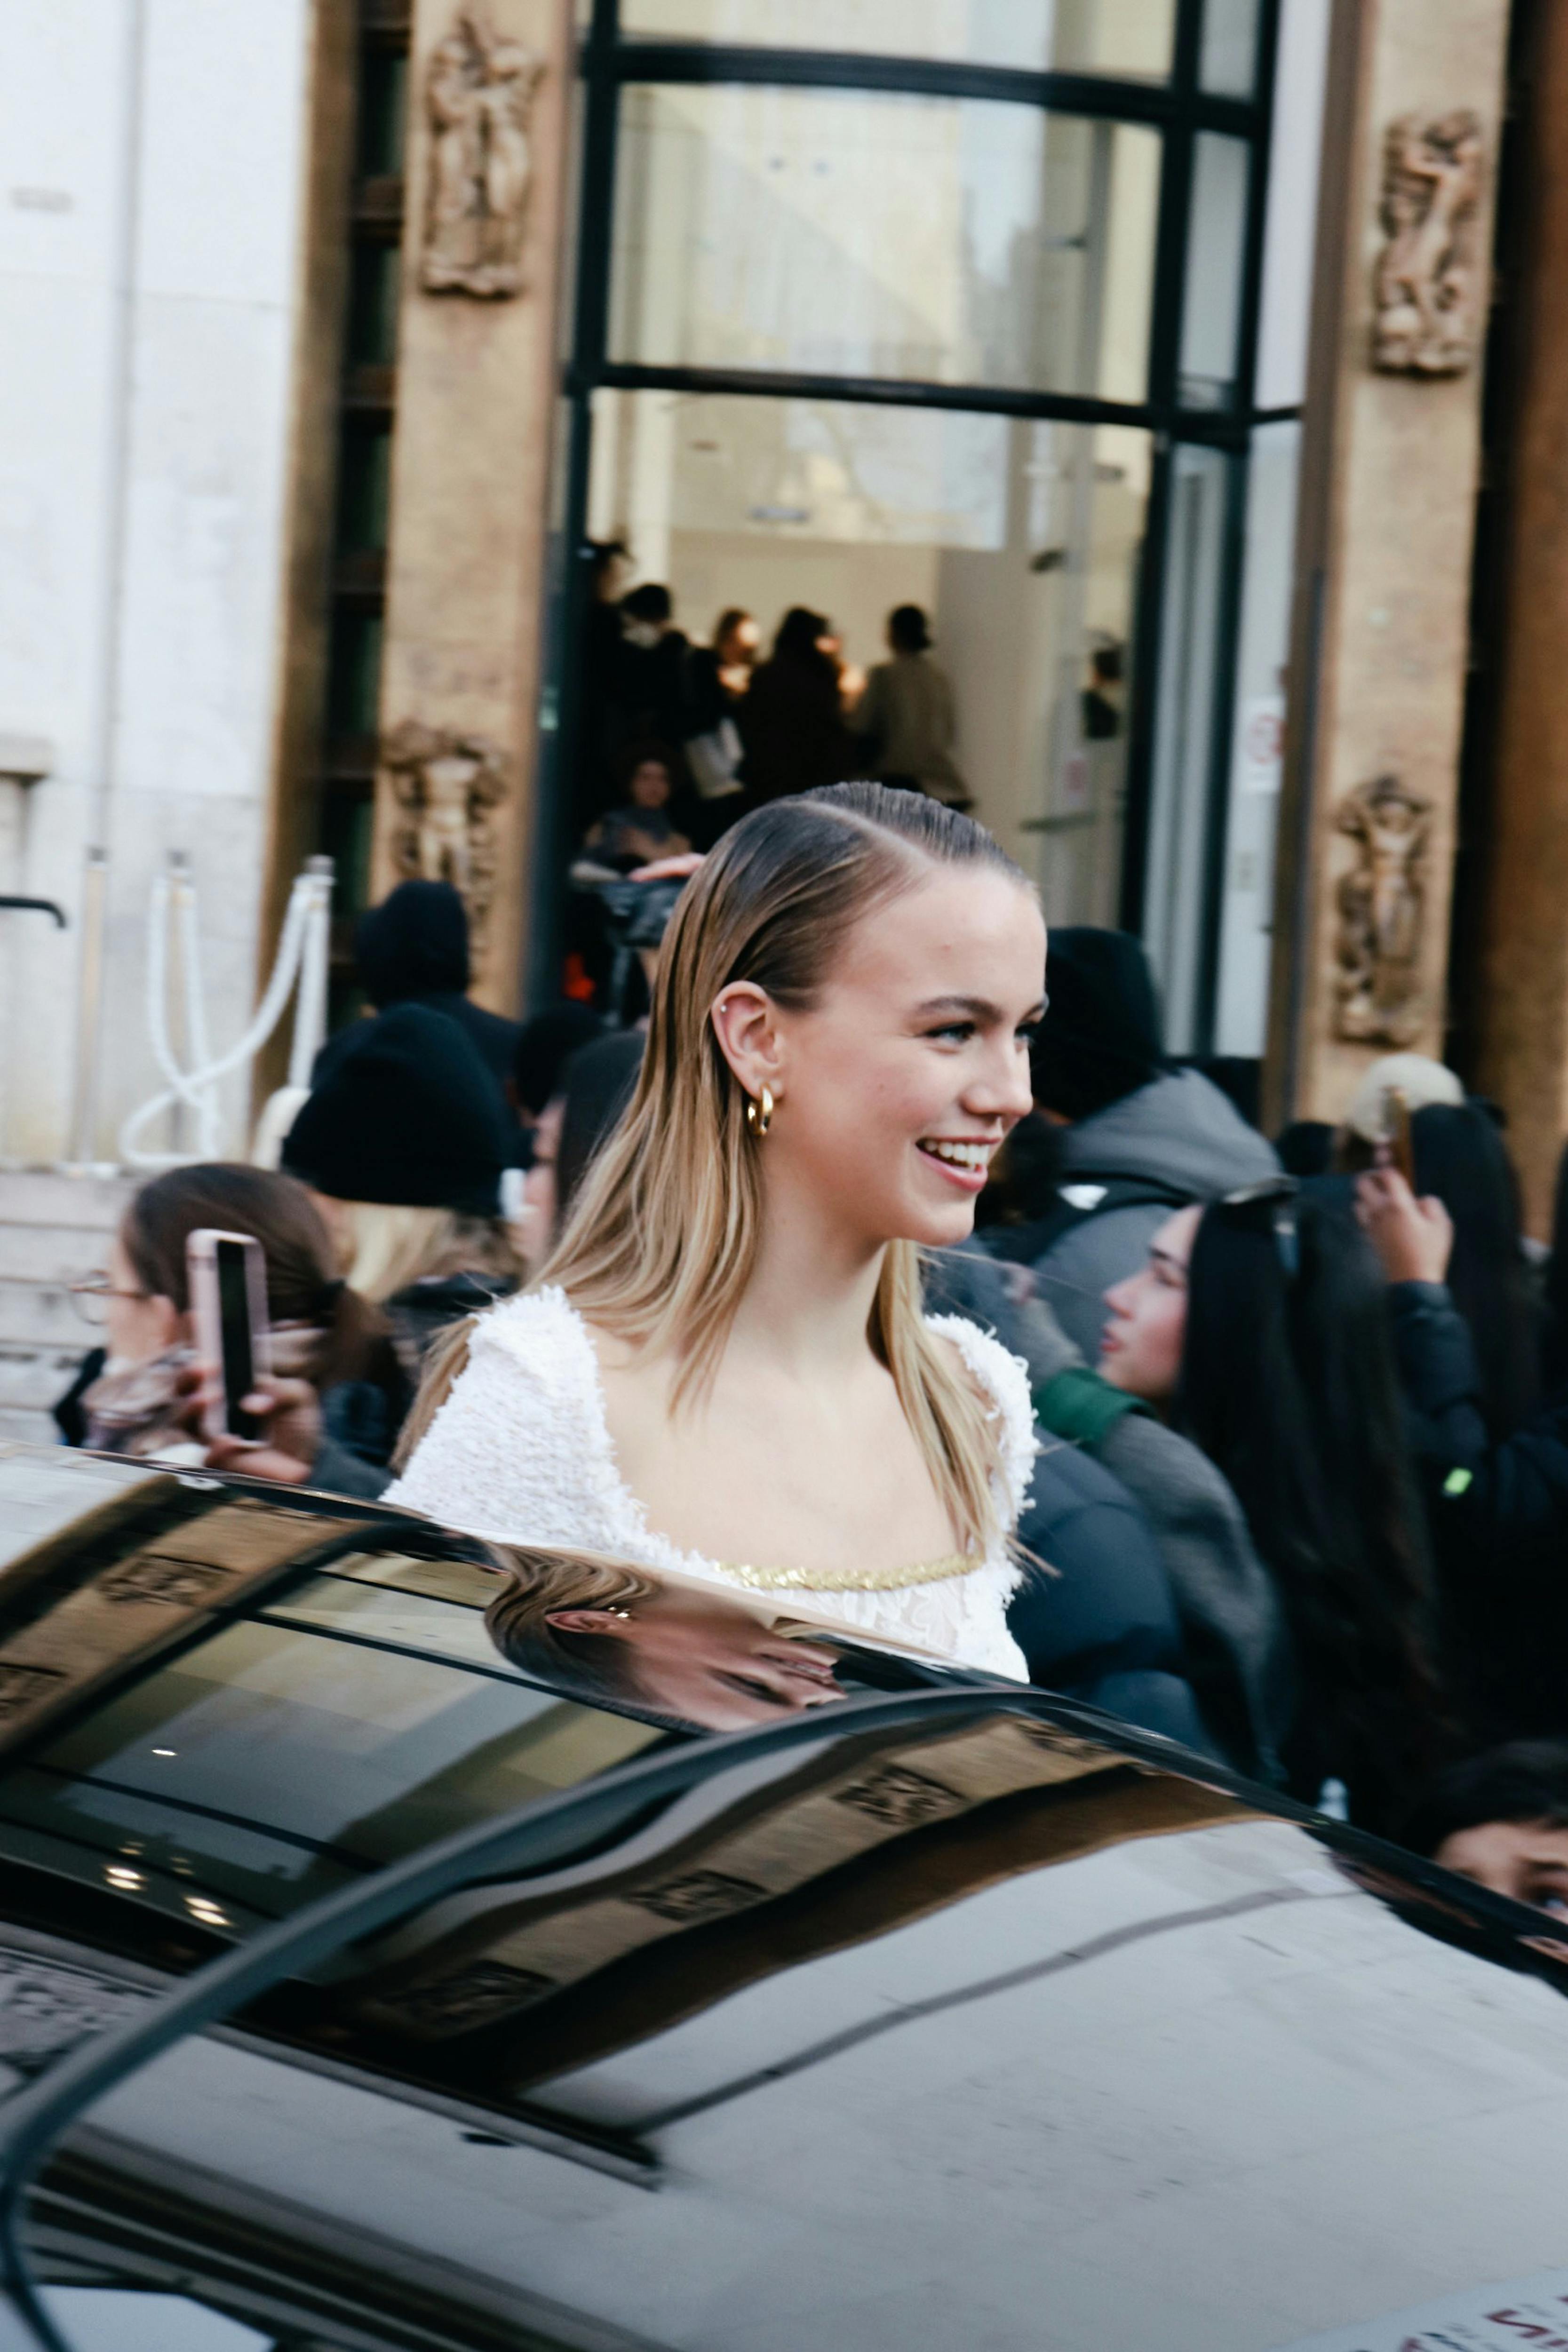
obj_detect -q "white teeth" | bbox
[921,1140,993,1172]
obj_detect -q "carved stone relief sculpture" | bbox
[1333,773,1433,1047]
[382,719,510,962]
[422,5,544,299]
[1373,110,1485,376]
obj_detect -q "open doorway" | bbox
[581,386,1149,926]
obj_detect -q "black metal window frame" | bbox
[529,0,1293,1041]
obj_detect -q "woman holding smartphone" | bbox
[390,784,1046,1678]
[61,1164,402,1486]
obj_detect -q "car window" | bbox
[0,1581,666,1936]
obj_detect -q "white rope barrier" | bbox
[119,855,334,1170]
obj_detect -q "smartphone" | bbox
[188,1230,271,1443]
[1382,1086,1416,1185]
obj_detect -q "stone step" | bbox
[0,1224,118,1286]
[0,1168,132,1416]
[0,1407,57,1448]
[0,1169,131,1229]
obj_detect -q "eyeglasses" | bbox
[69,1273,149,1328]
[1214,1176,1301,1280]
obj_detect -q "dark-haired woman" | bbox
[1404,1103,1541,1439]
[853,604,968,807]
[739,608,856,803]
[59,1163,406,1494]
[1098,1185,1445,1828]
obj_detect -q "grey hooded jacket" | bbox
[1019,1068,1280,1358]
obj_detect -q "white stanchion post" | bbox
[287,856,334,1089]
[64,848,110,1171]
[119,858,323,1170]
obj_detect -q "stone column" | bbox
[1265,0,1509,1131]
[371,0,573,1015]
[1468,3,1568,1232]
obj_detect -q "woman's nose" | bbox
[964,1044,1035,1123]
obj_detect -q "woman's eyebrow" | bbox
[914,993,1048,1022]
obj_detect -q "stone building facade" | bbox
[5,0,1568,1230]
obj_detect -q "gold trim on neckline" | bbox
[715,1553,981,1594]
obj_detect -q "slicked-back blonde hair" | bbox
[406,785,1035,1559]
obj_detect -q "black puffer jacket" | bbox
[1389,1279,1568,1740]
[1007,1438,1218,1756]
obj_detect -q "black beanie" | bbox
[355,881,470,1005]
[1030,927,1163,1121]
[282,1005,512,1215]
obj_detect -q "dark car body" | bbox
[0,1445,1566,2352]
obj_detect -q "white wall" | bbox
[0,0,311,1162]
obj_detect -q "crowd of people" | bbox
[55,790,1568,1923]
[575,568,968,857]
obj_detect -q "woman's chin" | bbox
[900,1197,979,1249]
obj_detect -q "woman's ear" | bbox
[152,1296,190,1353]
[709,984,784,1102]
[546,1608,635,1638]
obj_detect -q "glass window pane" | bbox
[1140,441,1234,1052]
[356,50,408,178]
[346,241,401,366]
[587,389,1147,918]
[334,421,393,551]
[621,0,1178,78]
[608,85,1159,401]
[326,608,383,735]
[1178,131,1250,409]
[1200,0,1261,95]
[1212,418,1299,1055]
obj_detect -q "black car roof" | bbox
[4,1446,1568,2352]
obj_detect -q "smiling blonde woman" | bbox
[388,783,1045,1678]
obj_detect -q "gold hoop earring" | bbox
[746,1084,774,1138]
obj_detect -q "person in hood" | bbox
[982,927,1278,1357]
[315,879,521,1098]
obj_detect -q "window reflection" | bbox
[609,84,1158,400]
[0,1598,664,1925]
[485,1549,854,1731]
[620,0,1178,79]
